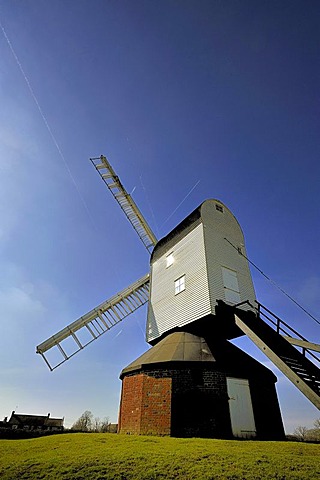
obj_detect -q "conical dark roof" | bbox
[120,330,277,383]
[120,332,215,377]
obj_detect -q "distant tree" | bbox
[91,416,110,432]
[100,417,111,433]
[71,410,93,432]
[293,425,308,441]
[92,417,101,433]
[314,418,320,430]
[71,412,111,433]
[307,418,320,441]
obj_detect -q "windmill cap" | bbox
[120,328,277,383]
[151,199,243,263]
[120,331,216,378]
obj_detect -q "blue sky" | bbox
[0,0,319,431]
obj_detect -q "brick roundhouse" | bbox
[118,331,284,439]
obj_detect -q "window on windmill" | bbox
[166,253,174,268]
[174,275,185,295]
[215,204,224,213]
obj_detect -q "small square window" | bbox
[166,253,174,268]
[215,204,224,213]
[175,275,185,295]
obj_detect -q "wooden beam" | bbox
[282,336,320,353]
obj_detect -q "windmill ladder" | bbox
[36,273,150,371]
[90,155,157,253]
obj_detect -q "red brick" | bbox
[118,373,172,436]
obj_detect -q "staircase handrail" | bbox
[234,300,320,365]
[256,302,305,337]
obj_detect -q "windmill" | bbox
[37,155,320,439]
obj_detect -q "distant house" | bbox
[0,411,64,431]
[0,418,8,430]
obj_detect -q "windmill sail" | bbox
[90,155,157,253]
[36,274,150,371]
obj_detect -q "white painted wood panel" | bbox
[227,377,256,439]
[147,200,256,343]
[222,267,241,304]
[202,200,256,312]
[147,223,210,342]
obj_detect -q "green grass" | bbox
[0,433,319,479]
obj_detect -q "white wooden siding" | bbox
[202,200,256,312]
[147,223,210,342]
[147,200,256,343]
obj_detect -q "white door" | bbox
[226,377,256,439]
[222,267,241,304]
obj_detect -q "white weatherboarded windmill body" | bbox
[146,199,256,344]
[37,155,320,439]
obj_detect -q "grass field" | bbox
[0,433,319,479]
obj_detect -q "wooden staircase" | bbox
[234,303,320,410]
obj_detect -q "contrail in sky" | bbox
[161,179,201,227]
[113,329,123,339]
[0,20,97,230]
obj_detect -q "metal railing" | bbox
[257,301,320,365]
[234,299,320,365]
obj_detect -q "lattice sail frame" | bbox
[36,274,150,370]
[37,154,158,370]
[90,155,157,253]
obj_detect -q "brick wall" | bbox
[118,365,232,438]
[118,373,172,435]
[118,362,283,439]
[169,367,231,438]
[118,373,144,434]
[140,375,172,435]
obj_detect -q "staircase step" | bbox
[234,311,320,410]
